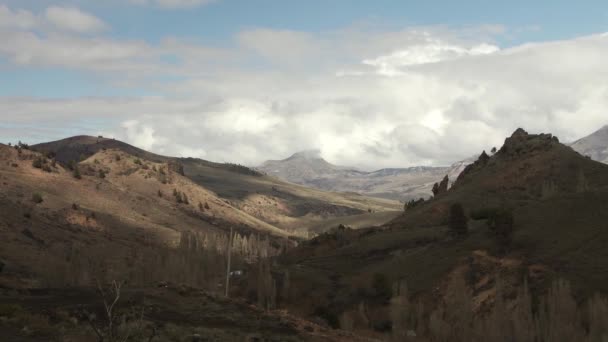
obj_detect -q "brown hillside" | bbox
[274,128,608,333]
[32,136,402,236]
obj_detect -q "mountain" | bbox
[258,151,473,201]
[570,125,608,164]
[276,128,608,333]
[259,149,363,183]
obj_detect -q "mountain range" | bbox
[258,126,608,202]
[258,151,475,201]
[2,126,608,340]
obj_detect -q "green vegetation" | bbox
[72,166,81,179]
[31,193,43,204]
[98,169,106,179]
[448,203,468,236]
[371,273,392,302]
[487,208,514,252]
[404,197,425,210]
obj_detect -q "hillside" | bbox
[258,151,473,201]
[570,125,608,164]
[30,136,402,237]
[274,128,608,334]
[0,138,402,340]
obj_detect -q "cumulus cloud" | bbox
[44,6,107,33]
[1,5,608,170]
[0,4,107,33]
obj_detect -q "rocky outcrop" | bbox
[432,175,449,197]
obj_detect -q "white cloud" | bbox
[129,0,216,9]
[1,9,608,169]
[0,5,39,30]
[0,4,107,33]
[44,6,107,33]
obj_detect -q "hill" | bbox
[570,125,608,164]
[30,136,402,236]
[0,140,398,340]
[258,151,473,201]
[273,128,608,335]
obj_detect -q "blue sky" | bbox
[2,1,607,98]
[1,0,607,168]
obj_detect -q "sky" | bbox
[1,0,608,170]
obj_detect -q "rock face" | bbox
[432,175,449,196]
[258,151,473,201]
[570,125,608,164]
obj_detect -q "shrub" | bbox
[73,167,81,179]
[42,164,52,173]
[470,207,500,220]
[98,169,106,179]
[134,158,142,165]
[314,306,339,329]
[372,273,392,302]
[72,203,79,210]
[31,193,43,204]
[487,209,514,252]
[32,157,43,169]
[158,190,163,198]
[115,154,121,161]
[448,203,468,236]
[204,202,210,210]
[404,198,425,211]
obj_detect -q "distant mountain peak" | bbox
[570,124,608,164]
[285,149,323,161]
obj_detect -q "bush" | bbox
[32,157,43,169]
[487,209,514,252]
[134,158,142,165]
[404,198,425,211]
[470,207,500,220]
[73,167,82,179]
[98,169,106,179]
[313,306,339,329]
[448,203,468,236]
[372,273,392,302]
[31,193,43,204]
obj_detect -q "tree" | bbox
[491,147,497,154]
[448,203,468,236]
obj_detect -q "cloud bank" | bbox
[1,4,607,170]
